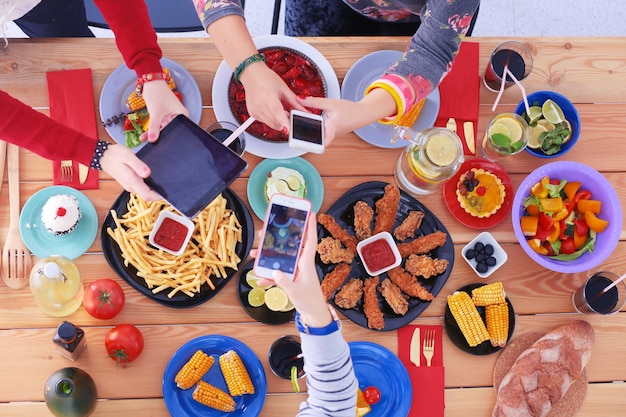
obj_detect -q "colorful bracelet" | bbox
[90,139,111,171]
[365,80,406,125]
[233,53,266,84]
[381,74,416,109]
[135,71,170,95]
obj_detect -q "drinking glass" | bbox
[483,41,534,92]
[206,120,246,156]
[480,113,530,161]
[572,271,626,315]
[394,127,464,196]
[268,335,305,380]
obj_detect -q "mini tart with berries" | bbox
[456,168,506,218]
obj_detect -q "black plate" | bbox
[316,181,454,331]
[237,259,296,325]
[444,283,516,355]
[101,188,254,308]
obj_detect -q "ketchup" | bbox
[153,217,188,252]
[361,238,396,272]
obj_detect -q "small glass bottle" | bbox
[53,321,87,361]
[30,255,84,317]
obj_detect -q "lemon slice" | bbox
[536,119,555,132]
[247,287,266,307]
[560,119,572,143]
[527,106,543,124]
[497,117,523,143]
[542,99,565,124]
[528,124,548,149]
[246,270,272,289]
[424,134,458,167]
[265,287,289,311]
[279,297,295,312]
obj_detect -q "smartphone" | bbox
[254,194,312,280]
[288,110,325,154]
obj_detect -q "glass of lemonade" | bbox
[480,113,530,161]
[394,127,464,195]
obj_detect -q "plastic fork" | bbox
[60,160,73,182]
[423,328,435,367]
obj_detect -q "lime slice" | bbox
[488,122,511,140]
[246,270,272,289]
[527,106,543,124]
[497,117,523,143]
[247,287,266,307]
[265,287,289,311]
[560,119,572,143]
[424,134,458,167]
[291,365,300,393]
[542,99,565,124]
[286,175,302,191]
[536,119,555,132]
[528,124,548,149]
[276,179,290,194]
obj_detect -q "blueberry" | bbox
[465,249,476,259]
[474,242,485,252]
[486,256,497,266]
[476,262,489,273]
[467,182,475,192]
[484,244,494,256]
[475,252,486,263]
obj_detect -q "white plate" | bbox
[212,35,341,159]
[99,57,203,152]
[341,50,440,148]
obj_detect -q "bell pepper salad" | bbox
[520,176,608,260]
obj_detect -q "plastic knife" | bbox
[409,327,421,367]
[78,163,89,185]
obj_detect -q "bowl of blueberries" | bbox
[462,232,507,278]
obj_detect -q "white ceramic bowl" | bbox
[356,231,402,276]
[148,211,195,256]
[462,232,508,278]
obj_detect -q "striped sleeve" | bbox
[296,330,358,417]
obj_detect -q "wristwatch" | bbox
[295,304,342,336]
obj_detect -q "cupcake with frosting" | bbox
[41,194,82,236]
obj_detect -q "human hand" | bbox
[99,143,161,201]
[141,80,189,143]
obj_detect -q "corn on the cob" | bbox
[125,68,177,112]
[192,380,236,412]
[447,291,490,347]
[395,98,426,128]
[219,350,255,396]
[174,350,215,390]
[486,302,509,348]
[471,281,506,306]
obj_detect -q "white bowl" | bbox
[462,232,507,278]
[148,211,195,256]
[356,231,402,276]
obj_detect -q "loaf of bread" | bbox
[492,320,595,417]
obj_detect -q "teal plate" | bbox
[247,157,324,220]
[19,186,98,260]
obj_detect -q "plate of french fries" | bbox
[162,335,266,416]
[101,188,254,308]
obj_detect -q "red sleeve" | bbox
[0,90,97,165]
[94,0,163,76]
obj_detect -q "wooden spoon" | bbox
[1,144,32,289]
[0,141,6,195]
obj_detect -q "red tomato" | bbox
[83,279,125,320]
[363,386,381,405]
[105,324,144,365]
[560,238,576,255]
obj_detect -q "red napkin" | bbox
[398,325,445,417]
[47,68,99,189]
[435,42,480,155]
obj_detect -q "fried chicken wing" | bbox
[393,210,425,241]
[318,213,358,252]
[334,278,364,309]
[320,262,352,300]
[404,254,449,279]
[317,237,355,264]
[373,184,401,234]
[363,276,385,330]
[397,230,447,258]
[379,278,408,315]
[387,266,434,301]
[353,200,374,241]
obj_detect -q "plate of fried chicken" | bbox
[316,181,454,331]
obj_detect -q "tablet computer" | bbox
[137,114,248,218]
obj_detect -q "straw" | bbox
[504,66,530,115]
[490,64,509,112]
[598,272,626,296]
[223,116,255,147]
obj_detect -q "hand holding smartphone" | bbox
[288,110,325,154]
[254,194,312,280]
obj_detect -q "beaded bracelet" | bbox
[135,71,170,95]
[90,139,111,171]
[233,53,266,84]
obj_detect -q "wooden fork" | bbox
[423,328,435,367]
[60,160,73,182]
[1,144,32,289]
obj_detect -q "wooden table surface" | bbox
[1,37,625,416]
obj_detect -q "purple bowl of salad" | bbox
[512,161,621,273]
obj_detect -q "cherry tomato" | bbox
[363,386,381,405]
[83,278,125,320]
[123,116,133,131]
[105,324,144,366]
[560,238,576,255]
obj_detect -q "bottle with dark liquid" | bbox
[268,335,305,379]
[53,321,87,361]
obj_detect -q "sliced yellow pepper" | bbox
[539,196,565,213]
[577,199,602,214]
[530,176,550,198]
[546,222,561,243]
[584,211,609,233]
[520,216,539,237]
[528,238,548,255]
[551,208,570,222]
[563,181,582,202]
